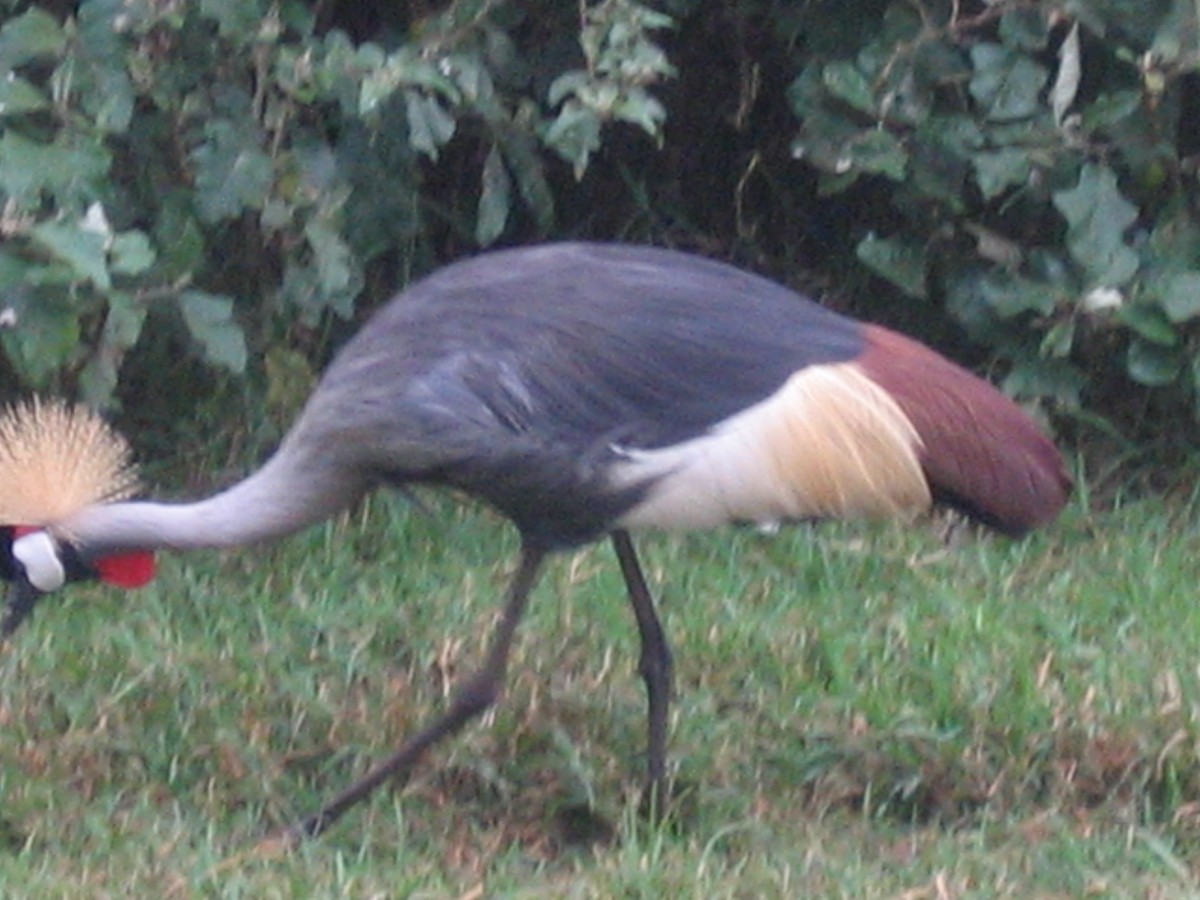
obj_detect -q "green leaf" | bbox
[969,44,1049,122]
[153,194,206,279]
[100,290,146,348]
[977,270,1060,318]
[80,65,135,135]
[816,169,859,196]
[797,116,908,182]
[544,100,603,179]
[1127,338,1184,386]
[369,50,461,107]
[0,249,30,289]
[30,220,110,290]
[79,291,147,406]
[1002,358,1086,406]
[876,67,933,126]
[822,61,876,115]
[358,65,398,117]
[0,131,111,205]
[920,115,986,157]
[178,290,247,373]
[1192,356,1200,422]
[403,90,457,160]
[0,290,81,386]
[200,0,268,40]
[278,219,361,322]
[984,117,1057,148]
[1040,318,1075,358]
[1080,91,1142,131]
[0,76,49,116]
[339,122,422,260]
[548,71,590,107]
[1052,164,1139,286]
[190,121,275,223]
[475,143,511,246]
[1118,302,1179,345]
[790,109,862,182]
[447,49,499,115]
[109,231,156,276]
[72,0,137,133]
[1159,272,1200,323]
[973,149,1031,199]
[499,131,555,233]
[1149,0,1200,66]
[907,136,966,210]
[304,219,359,315]
[0,8,66,70]
[613,88,667,141]
[856,234,927,298]
[999,8,1050,51]
[786,63,823,118]
[846,129,908,180]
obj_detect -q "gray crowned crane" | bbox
[0,242,1071,839]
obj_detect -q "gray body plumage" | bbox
[61,242,1067,560]
[282,243,865,546]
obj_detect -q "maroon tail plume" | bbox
[855,325,1071,536]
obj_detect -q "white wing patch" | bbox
[612,362,931,531]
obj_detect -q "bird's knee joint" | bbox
[452,676,501,718]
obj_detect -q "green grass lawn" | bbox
[3,485,1200,897]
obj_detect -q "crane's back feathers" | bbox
[0,400,140,531]
[295,243,1068,545]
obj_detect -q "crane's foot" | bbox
[253,828,304,857]
[255,797,363,853]
[252,809,325,854]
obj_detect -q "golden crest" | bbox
[0,399,140,527]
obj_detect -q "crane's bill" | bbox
[1,576,40,637]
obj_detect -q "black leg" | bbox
[283,541,547,840]
[611,530,673,808]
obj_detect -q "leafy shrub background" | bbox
[789,0,1200,471]
[0,0,1197,471]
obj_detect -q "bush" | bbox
[0,0,674,408]
[2,0,1199,460]
[787,0,1200,442]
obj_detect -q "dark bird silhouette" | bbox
[0,242,1071,838]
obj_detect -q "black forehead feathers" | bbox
[0,527,95,584]
[0,525,15,582]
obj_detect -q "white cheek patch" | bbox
[13,531,66,592]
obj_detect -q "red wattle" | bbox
[95,552,157,588]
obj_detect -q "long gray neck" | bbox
[58,445,370,559]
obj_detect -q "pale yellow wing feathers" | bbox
[614,363,931,531]
[0,399,140,527]
[767,366,930,519]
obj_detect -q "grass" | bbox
[3,484,1200,896]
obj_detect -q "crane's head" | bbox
[0,400,156,637]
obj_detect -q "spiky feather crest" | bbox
[0,399,140,529]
